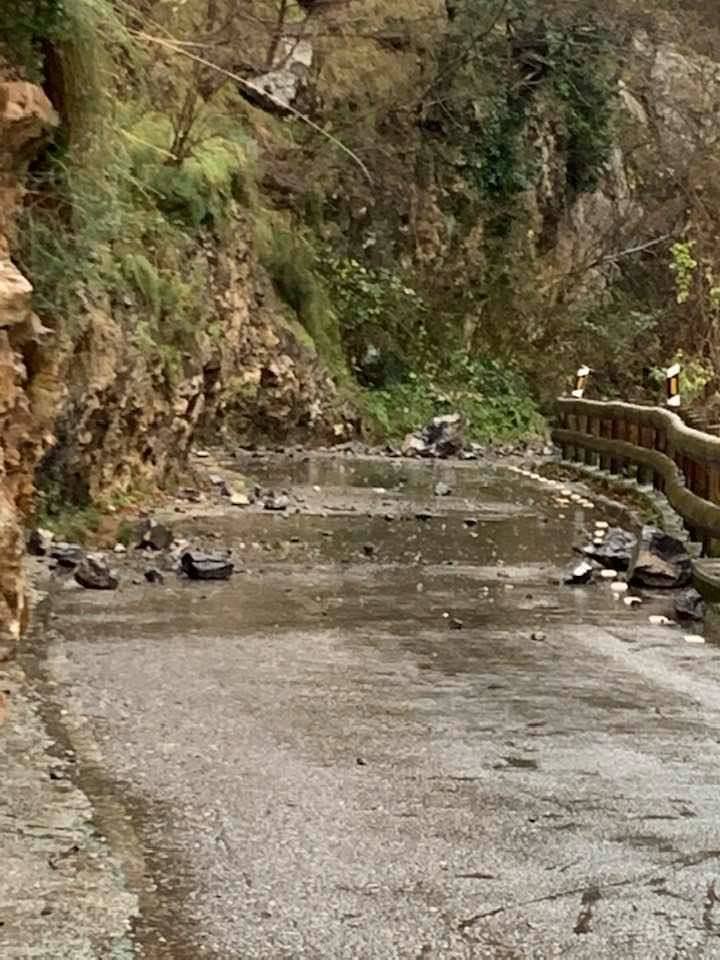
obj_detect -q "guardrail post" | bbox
[586,415,599,467]
[707,462,720,556]
[610,418,625,475]
[599,417,611,472]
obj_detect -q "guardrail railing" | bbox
[552,398,720,552]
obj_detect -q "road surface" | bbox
[37,454,720,958]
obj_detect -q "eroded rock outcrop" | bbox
[41,226,352,505]
[0,81,57,658]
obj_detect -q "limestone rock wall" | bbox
[0,81,57,658]
[43,233,352,504]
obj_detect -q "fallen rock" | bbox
[564,560,593,585]
[27,527,53,556]
[50,542,84,568]
[264,492,289,511]
[402,413,464,459]
[401,434,428,457]
[180,551,234,581]
[144,568,165,585]
[674,587,705,622]
[629,526,692,589]
[137,519,173,551]
[74,554,119,590]
[363,542,376,557]
[434,481,452,497]
[582,527,637,571]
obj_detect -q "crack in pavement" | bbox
[573,884,601,935]
[457,849,720,933]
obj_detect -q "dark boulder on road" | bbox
[180,551,234,581]
[629,526,692,589]
[674,587,705,621]
[74,554,119,590]
[402,413,464,459]
[582,527,636,571]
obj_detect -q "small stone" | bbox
[674,588,705,623]
[230,492,250,507]
[194,449,210,458]
[356,757,367,766]
[113,543,126,554]
[74,554,119,590]
[600,569,618,580]
[415,511,433,522]
[684,635,705,644]
[464,518,478,528]
[583,527,637,571]
[450,618,464,629]
[434,481,452,497]
[180,551,234,581]
[649,614,673,625]
[564,561,593,585]
[50,542,84,568]
[629,526,691,589]
[209,474,224,486]
[531,631,547,642]
[610,581,629,593]
[264,492,289,511]
[362,542,376,557]
[595,521,609,530]
[137,520,173,551]
[144,568,164,584]
[623,595,642,606]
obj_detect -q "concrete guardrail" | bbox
[552,397,720,553]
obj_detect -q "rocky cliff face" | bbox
[42,229,352,506]
[0,81,56,658]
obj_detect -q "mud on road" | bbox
[18,453,720,959]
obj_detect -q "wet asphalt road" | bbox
[45,456,720,958]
